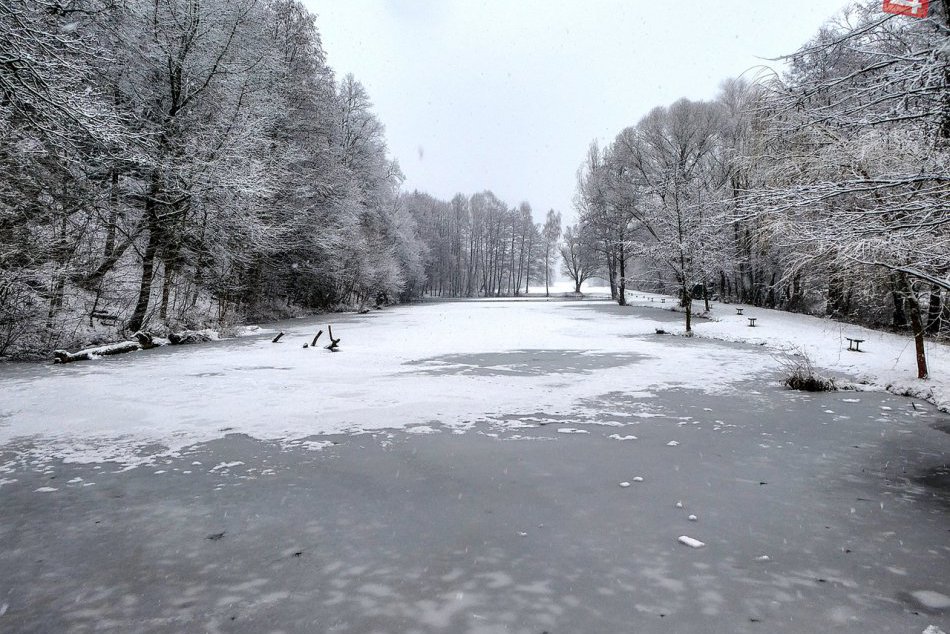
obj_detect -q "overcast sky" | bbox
[303,0,850,224]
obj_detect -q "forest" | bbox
[1,0,948,366]
[564,0,949,377]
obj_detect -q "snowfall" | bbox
[0,286,948,633]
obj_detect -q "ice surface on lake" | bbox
[0,300,789,467]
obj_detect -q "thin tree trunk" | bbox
[617,244,626,306]
[901,275,929,379]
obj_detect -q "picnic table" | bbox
[846,337,865,352]
[747,317,757,327]
[736,308,744,315]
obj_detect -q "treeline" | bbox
[402,191,562,297]
[0,1,537,357]
[570,0,949,376]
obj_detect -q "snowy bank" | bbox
[624,292,950,411]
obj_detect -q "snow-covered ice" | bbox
[3,298,947,468]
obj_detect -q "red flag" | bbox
[883,0,929,17]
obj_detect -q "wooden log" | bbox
[133,331,159,349]
[311,331,323,347]
[325,325,340,351]
[53,340,141,364]
[272,332,285,343]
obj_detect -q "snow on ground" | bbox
[624,291,950,412]
[0,294,947,467]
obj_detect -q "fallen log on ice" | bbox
[325,325,340,351]
[53,340,141,364]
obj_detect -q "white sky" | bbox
[304,0,851,224]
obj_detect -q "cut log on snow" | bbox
[311,331,323,347]
[53,340,141,364]
[325,325,340,351]
[272,332,285,343]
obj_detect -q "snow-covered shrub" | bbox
[778,350,837,392]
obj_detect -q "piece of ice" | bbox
[688,514,698,521]
[557,428,589,434]
[678,535,705,548]
[675,501,684,509]
[923,626,947,634]
[632,476,644,482]
[34,486,57,492]
[608,434,637,441]
[666,441,679,447]
[619,481,631,488]
[755,555,771,561]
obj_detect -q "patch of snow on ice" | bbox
[608,434,638,441]
[678,535,705,548]
[558,428,589,434]
[910,590,950,610]
[666,441,680,447]
[209,461,244,472]
[34,486,57,492]
[404,426,440,435]
[619,481,631,488]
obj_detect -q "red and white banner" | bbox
[882,0,929,17]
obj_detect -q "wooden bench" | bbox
[736,308,744,315]
[846,337,865,352]
[747,317,757,327]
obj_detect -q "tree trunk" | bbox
[902,275,929,379]
[684,285,693,336]
[128,225,158,333]
[617,244,627,306]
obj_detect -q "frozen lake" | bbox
[0,299,948,633]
